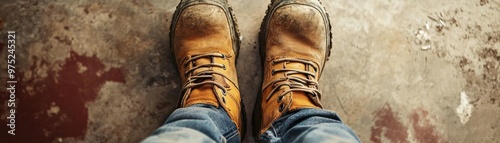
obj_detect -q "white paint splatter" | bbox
[47,102,60,117]
[414,29,432,50]
[77,62,88,74]
[456,91,473,125]
[425,21,431,30]
[421,45,431,50]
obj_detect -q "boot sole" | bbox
[253,0,333,142]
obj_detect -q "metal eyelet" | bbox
[271,69,276,75]
[279,104,285,112]
[222,64,226,70]
[221,54,226,59]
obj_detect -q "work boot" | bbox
[253,0,332,139]
[170,0,245,136]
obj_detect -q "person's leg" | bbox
[142,104,239,143]
[143,0,245,142]
[260,109,360,143]
[254,0,360,142]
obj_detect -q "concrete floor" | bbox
[0,0,499,142]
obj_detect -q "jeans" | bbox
[142,104,360,143]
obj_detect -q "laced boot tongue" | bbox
[284,62,310,80]
[278,59,322,108]
[182,56,229,107]
[192,58,212,75]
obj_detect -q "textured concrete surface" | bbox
[0,0,499,142]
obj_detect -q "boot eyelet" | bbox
[272,70,276,75]
[279,104,285,112]
[221,54,226,59]
[278,95,284,102]
[222,65,226,70]
[222,97,226,104]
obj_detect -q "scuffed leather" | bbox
[170,0,244,134]
[257,0,332,136]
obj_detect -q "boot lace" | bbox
[264,58,322,112]
[180,53,229,96]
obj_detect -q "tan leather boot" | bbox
[253,0,332,138]
[170,0,245,136]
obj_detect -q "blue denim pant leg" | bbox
[260,108,361,143]
[142,104,240,143]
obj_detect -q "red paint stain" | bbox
[0,51,125,143]
[410,109,447,143]
[370,104,409,143]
